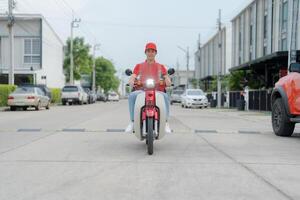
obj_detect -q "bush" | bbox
[0,84,16,107]
[50,88,61,104]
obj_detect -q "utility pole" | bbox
[197,34,201,89]
[217,9,222,109]
[177,46,190,89]
[8,0,15,85]
[92,43,100,93]
[288,0,299,68]
[70,13,81,84]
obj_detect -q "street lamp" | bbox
[177,46,190,89]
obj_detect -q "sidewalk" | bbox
[0,107,9,112]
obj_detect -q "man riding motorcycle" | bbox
[125,42,172,133]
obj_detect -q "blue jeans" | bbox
[128,90,170,121]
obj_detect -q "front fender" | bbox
[271,86,291,116]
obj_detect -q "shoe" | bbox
[165,122,172,133]
[125,122,134,133]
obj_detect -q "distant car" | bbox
[90,91,97,103]
[97,92,107,102]
[7,87,50,111]
[107,92,119,102]
[170,90,184,105]
[83,88,96,104]
[20,84,52,101]
[61,85,88,105]
[181,89,208,109]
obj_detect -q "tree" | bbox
[63,37,92,82]
[95,57,120,93]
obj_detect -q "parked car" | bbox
[20,84,52,101]
[107,92,119,102]
[7,86,50,111]
[271,62,300,137]
[170,90,184,105]
[97,92,107,102]
[90,91,97,103]
[83,88,96,104]
[181,89,208,109]
[61,85,88,105]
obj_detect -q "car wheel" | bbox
[62,101,66,106]
[272,98,295,137]
[10,106,16,111]
[46,103,50,110]
[78,100,83,105]
[22,106,28,111]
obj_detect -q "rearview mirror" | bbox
[125,69,133,76]
[168,68,175,75]
[289,63,300,73]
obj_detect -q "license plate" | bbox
[68,99,73,102]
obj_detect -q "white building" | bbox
[230,0,300,87]
[194,26,232,90]
[0,14,65,88]
[171,70,195,89]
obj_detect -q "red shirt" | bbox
[133,61,167,82]
[133,61,167,91]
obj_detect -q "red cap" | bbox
[145,42,157,52]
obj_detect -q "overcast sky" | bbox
[1,0,253,72]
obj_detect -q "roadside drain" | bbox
[194,130,218,134]
[62,129,86,132]
[18,129,41,132]
[239,131,261,134]
[106,129,125,133]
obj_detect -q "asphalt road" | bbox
[0,100,300,200]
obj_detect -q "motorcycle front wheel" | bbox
[147,118,154,155]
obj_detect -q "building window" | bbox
[282,38,288,50]
[264,15,268,39]
[282,1,288,32]
[24,38,41,64]
[263,46,268,55]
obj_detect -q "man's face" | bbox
[145,49,157,61]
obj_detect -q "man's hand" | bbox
[129,74,137,87]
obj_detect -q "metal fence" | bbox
[206,92,226,108]
[227,89,272,111]
[248,90,272,111]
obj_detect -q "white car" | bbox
[7,87,50,111]
[61,85,88,105]
[181,89,208,109]
[170,90,184,105]
[107,92,119,102]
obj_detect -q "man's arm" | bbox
[164,75,171,87]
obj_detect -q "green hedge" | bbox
[0,84,16,107]
[50,88,61,104]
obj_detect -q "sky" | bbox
[0,0,253,72]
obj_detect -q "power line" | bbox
[56,0,98,42]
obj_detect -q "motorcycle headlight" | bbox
[145,79,155,89]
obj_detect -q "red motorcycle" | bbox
[126,68,175,155]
